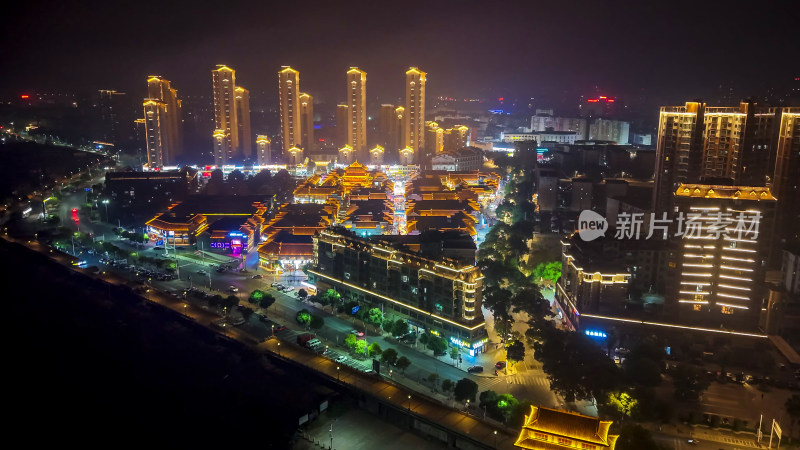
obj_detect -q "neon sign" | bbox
[584,330,607,338]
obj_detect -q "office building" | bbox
[674,183,776,330]
[256,135,271,166]
[346,67,367,159]
[309,228,488,352]
[279,66,301,162]
[234,86,251,158]
[299,92,315,153]
[142,76,183,169]
[211,65,238,165]
[404,67,426,162]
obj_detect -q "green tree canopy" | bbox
[381,348,398,366]
[296,309,311,326]
[392,320,409,337]
[427,336,448,355]
[309,315,324,330]
[344,333,357,350]
[367,307,383,327]
[396,356,411,373]
[454,378,479,402]
[671,363,710,401]
[259,293,276,310]
[368,342,383,357]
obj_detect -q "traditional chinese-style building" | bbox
[514,406,618,449]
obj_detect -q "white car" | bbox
[228,286,239,293]
[335,355,347,363]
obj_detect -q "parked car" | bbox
[467,366,484,373]
[350,329,365,337]
[495,361,507,370]
[228,286,239,293]
[252,274,263,279]
[273,325,287,333]
[335,355,347,363]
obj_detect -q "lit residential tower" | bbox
[346,67,367,160]
[142,76,183,169]
[212,65,238,165]
[235,86,252,158]
[404,67,426,164]
[279,66,301,163]
[300,92,315,153]
[256,135,271,166]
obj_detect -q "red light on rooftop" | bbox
[20,95,30,99]
[607,99,615,103]
[498,97,504,102]
[587,99,599,103]
[599,96,607,99]
[318,138,324,142]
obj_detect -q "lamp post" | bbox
[494,430,498,447]
[408,395,412,412]
[271,324,274,336]
[102,199,109,223]
[277,342,281,356]
[183,304,188,317]
[337,366,340,381]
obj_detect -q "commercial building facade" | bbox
[309,228,488,353]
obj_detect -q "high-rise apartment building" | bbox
[378,104,397,151]
[212,65,238,165]
[256,135,271,166]
[279,66,301,163]
[234,86,251,158]
[404,67,426,163]
[395,106,406,162]
[300,92,315,153]
[142,76,182,169]
[346,67,367,160]
[653,101,787,215]
[425,121,444,154]
[443,125,469,152]
[97,90,131,148]
[335,104,349,148]
[773,108,800,246]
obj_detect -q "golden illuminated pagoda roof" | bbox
[675,183,776,201]
[514,406,617,449]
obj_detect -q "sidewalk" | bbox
[642,422,775,449]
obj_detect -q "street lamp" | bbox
[337,366,340,381]
[102,199,109,223]
[183,304,188,317]
[271,324,274,336]
[494,430,498,447]
[277,342,281,356]
[407,395,412,412]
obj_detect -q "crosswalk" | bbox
[474,373,551,391]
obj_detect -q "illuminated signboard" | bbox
[584,330,607,339]
[228,231,245,238]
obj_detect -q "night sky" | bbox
[3,0,798,108]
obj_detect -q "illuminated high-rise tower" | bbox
[279,66,301,163]
[300,92,315,153]
[336,104,349,147]
[212,65,238,165]
[404,67,426,164]
[143,76,182,169]
[379,104,396,149]
[346,67,367,160]
[256,135,271,166]
[235,86,252,158]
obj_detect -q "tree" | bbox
[506,340,526,365]
[671,363,710,401]
[604,392,638,420]
[367,307,383,327]
[419,332,430,347]
[396,356,411,373]
[368,342,383,357]
[222,295,239,310]
[297,288,308,300]
[441,379,454,394]
[615,424,658,450]
[454,378,479,402]
[427,373,440,389]
[259,293,276,311]
[392,319,409,337]
[381,348,398,366]
[382,318,395,334]
[450,346,460,363]
[354,339,367,355]
[344,333,357,350]
[309,315,324,331]
[531,261,561,287]
[427,336,448,355]
[296,309,311,326]
[239,306,254,322]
